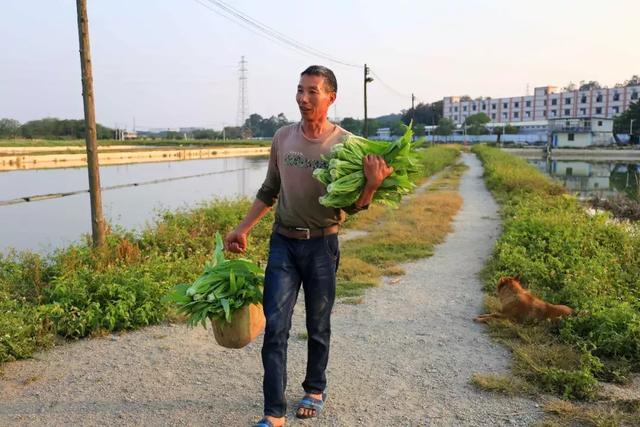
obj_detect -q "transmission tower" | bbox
[237,56,249,128]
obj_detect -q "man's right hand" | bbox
[224,229,248,253]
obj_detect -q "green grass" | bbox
[336,150,465,298]
[472,145,640,405]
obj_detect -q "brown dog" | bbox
[474,276,573,323]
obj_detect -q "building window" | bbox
[613,93,620,101]
[543,110,547,117]
[492,104,496,110]
[632,91,639,100]
[551,110,557,117]
[544,100,547,106]
[580,108,586,115]
[491,113,496,119]
[503,102,508,109]
[482,104,486,110]
[584,120,590,128]
[526,101,531,107]
[613,106,619,114]
[503,113,508,119]
[568,133,575,141]
[514,112,519,118]
[581,95,587,103]
[598,120,603,126]
[525,111,531,118]
[564,109,570,115]
[463,106,467,112]
[514,101,519,108]
[551,99,558,105]
[596,94,603,102]
[565,98,572,105]
[472,105,476,111]
[454,107,458,112]
[449,107,452,113]
[595,107,603,114]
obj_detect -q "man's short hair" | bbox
[300,65,337,93]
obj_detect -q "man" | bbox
[225,65,392,427]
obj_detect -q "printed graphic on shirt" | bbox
[284,151,328,170]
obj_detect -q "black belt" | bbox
[273,223,339,240]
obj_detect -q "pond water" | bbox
[0,156,269,254]
[527,158,640,201]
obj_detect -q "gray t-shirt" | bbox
[256,122,351,228]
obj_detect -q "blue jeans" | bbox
[261,231,339,417]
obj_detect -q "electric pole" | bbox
[76,0,106,248]
[363,64,373,137]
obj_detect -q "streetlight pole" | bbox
[363,64,373,137]
[631,118,635,139]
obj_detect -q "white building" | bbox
[549,117,613,147]
[443,84,640,127]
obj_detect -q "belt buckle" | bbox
[295,227,311,239]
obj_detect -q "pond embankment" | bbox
[503,147,640,161]
[0,146,271,171]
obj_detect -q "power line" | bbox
[192,0,360,68]
[369,69,412,99]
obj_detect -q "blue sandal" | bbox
[295,392,327,419]
[253,418,274,427]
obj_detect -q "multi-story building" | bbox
[443,84,640,128]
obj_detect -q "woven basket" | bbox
[211,303,265,349]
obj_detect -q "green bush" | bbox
[473,144,640,398]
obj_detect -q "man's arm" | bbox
[224,199,272,253]
[345,154,393,213]
[225,133,280,253]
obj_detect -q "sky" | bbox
[1,0,639,130]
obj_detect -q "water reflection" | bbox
[529,159,640,200]
[0,156,269,254]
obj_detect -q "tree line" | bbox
[0,118,114,139]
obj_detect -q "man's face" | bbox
[296,74,336,122]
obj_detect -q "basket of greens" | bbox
[164,233,265,348]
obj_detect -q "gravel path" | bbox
[0,153,543,426]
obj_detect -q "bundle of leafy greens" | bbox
[164,233,264,327]
[313,124,422,208]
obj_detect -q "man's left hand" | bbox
[363,154,393,189]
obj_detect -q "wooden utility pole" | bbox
[363,64,373,137]
[76,0,106,248]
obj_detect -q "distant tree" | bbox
[435,118,456,136]
[464,113,490,135]
[414,123,426,137]
[340,117,363,135]
[579,80,601,91]
[492,123,519,135]
[20,117,112,139]
[243,113,291,138]
[563,81,577,91]
[459,95,472,101]
[223,126,242,139]
[625,75,640,87]
[401,101,442,128]
[365,119,380,136]
[192,129,221,140]
[505,124,519,134]
[390,120,407,136]
[0,118,21,138]
[614,101,640,144]
[373,113,402,128]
